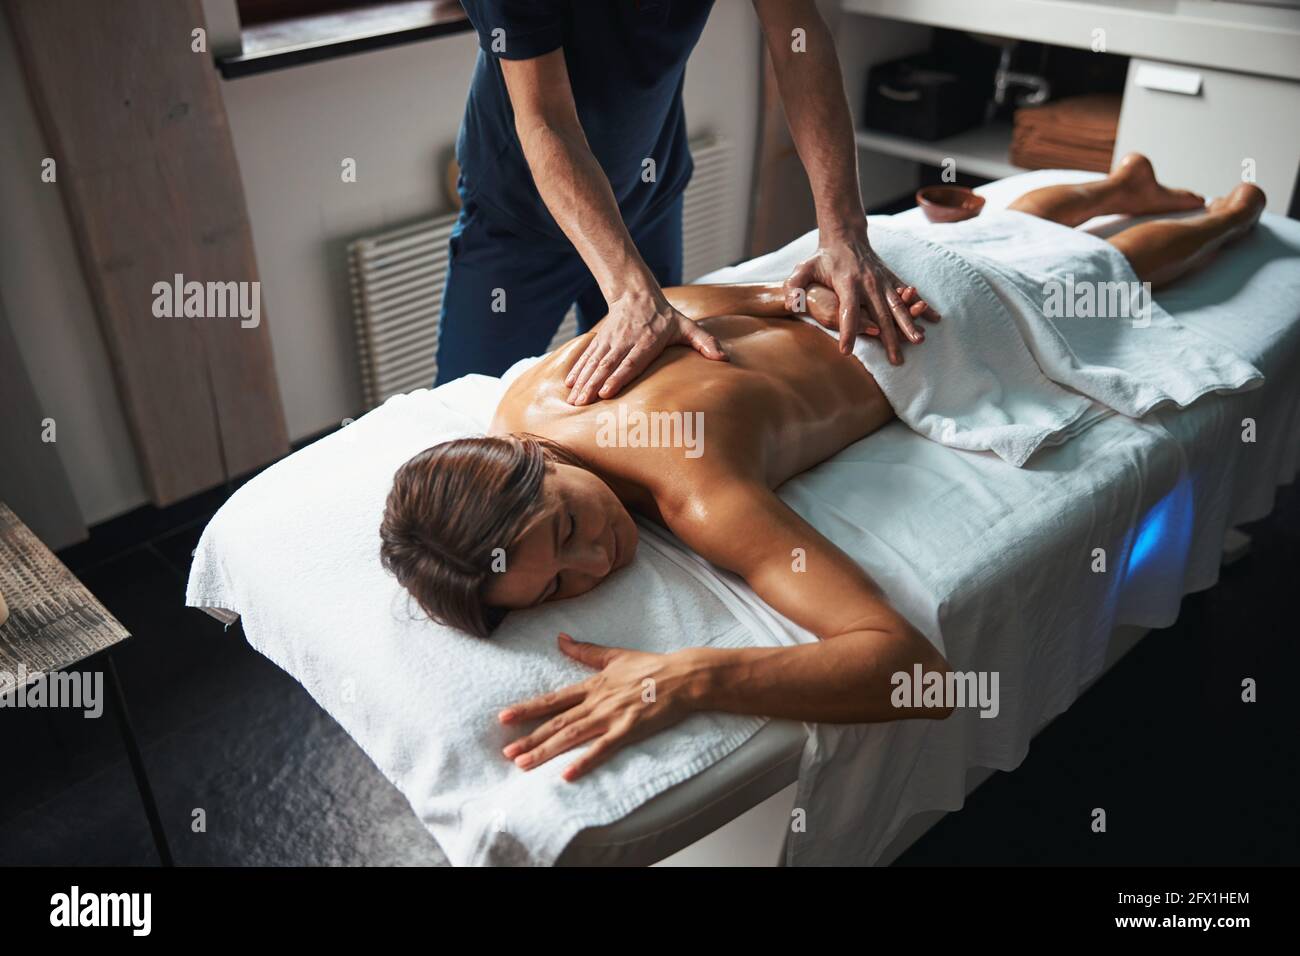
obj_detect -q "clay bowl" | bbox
[916,185,986,223]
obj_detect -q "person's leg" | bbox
[574,195,684,333]
[1106,183,1266,288]
[1007,153,1204,227]
[436,201,590,383]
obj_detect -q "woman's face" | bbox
[483,462,638,610]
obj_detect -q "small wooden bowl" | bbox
[916,185,985,223]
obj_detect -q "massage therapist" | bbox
[438,0,928,403]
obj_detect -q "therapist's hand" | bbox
[564,287,726,405]
[498,633,704,781]
[784,232,939,365]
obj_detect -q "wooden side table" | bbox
[0,503,173,865]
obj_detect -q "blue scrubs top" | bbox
[456,0,715,242]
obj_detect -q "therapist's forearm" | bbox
[514,118,660,302]
[765,16,866,240]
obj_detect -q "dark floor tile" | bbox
[0,649,445,866]
[56,484,233,574]
[0,761,157,866]
[152,523,209,580]
[71,548,261,739]
[0,549,271,821]
[151,681,445,866]
[0,698,121,823]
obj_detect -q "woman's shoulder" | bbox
[490,336,590,433]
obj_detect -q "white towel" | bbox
[186,379,775,866]
[709,211,1262,466]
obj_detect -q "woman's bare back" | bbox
[490,313,894,521]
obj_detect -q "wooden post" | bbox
[5,0,289,505]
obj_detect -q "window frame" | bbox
[216,0,472,79]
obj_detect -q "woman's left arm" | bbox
[661,282,935,336]
[499,481,953,781]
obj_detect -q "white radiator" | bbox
[680,137,740,283]
[348,136,739,409]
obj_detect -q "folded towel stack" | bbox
[1010,94,1121,172]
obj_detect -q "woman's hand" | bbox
[499,633,708,782]
[785,237,942,363]
[803,283,939,342]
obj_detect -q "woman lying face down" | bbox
[380,156,1265,780]
[381,276,953,780]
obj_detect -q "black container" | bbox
[863,52,989,142]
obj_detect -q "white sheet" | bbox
[187,170,1300,865]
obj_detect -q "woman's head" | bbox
[379,434,637,637]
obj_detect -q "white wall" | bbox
[3,4,761,526]
[824,5,933,209]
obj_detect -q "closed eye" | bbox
[540,511,575,604]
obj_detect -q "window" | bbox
[237,1,401,26]
[219,0,471,78]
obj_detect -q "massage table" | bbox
[188,170,1300,866]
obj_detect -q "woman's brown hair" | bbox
[379,433,579,637]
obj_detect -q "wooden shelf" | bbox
[854,122,1027,180]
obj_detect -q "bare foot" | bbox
[1207,182,1267,241]
[1111,153,1206,217]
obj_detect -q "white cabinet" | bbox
[1112,59,1300,213]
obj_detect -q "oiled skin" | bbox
[490,296,894,527]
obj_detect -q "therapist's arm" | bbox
[752,0,940,365]
[499,50,726,405]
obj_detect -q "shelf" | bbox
[840,0,1300,83]
[854,122,1027,181]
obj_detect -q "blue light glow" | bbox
[1126,480,1195,576]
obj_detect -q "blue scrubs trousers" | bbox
[434,193,684,384]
